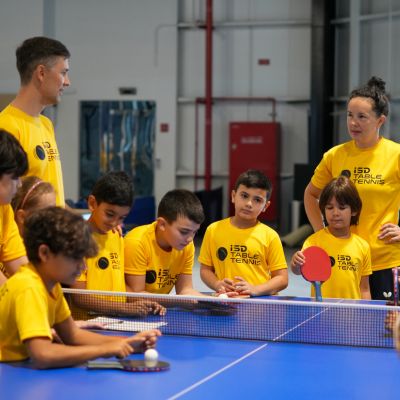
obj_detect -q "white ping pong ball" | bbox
[144,349,159,363]
[218,293,229,299]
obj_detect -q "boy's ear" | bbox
[38,244,51,262]
[14,209,26,230]
[157,217,167,231]
[87,195,97,212]
[262,201,271,213]
[231,190,236,203]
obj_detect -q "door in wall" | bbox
[229,122,280,227]
[79,100,156,199]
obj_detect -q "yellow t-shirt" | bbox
[302,228,372,299]
[0,105,65,206]
[311,137,400,271]
[124,221,194,294]
[0,204,26,266]
[198,218,287,285]
[0,264,71,362]
[78,230,126,293]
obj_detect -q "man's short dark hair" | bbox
[234,169,272,200]
[23,207,98,264]
[91,171,134,207]
[0,130,28,178]
[16,36,70,85]
[157,189,204,225]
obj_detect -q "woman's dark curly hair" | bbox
[349,76,389,117]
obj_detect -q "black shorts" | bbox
[369,268,396,300]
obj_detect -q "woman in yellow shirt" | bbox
[304,76,400,300]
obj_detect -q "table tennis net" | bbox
[63,288,400,349]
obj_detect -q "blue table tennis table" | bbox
[1,296,398,400]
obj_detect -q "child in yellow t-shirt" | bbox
[71,171,164,315]
[199,169,288,297]
[12,176,57,230]
[0,130,29,284]
[0,206,160,368]
[11,175,107,331]
[124,189,205,295]
[291,176,372,299]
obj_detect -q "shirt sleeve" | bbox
[1,205,26,263]
[15,288,53,342]
[124,235,149,275]
[266,234,287,272]
[181,243,195,275]
[310,150,334,190]
[302,235,314,250]
[197,226,213,266]
[360,245,372,277]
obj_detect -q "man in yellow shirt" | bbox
[0,36,71,206]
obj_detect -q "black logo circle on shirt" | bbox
[97,257,109,270]
[217,247,228,261]
[35,145,46,160]
[340,170,351,178]
[146,270,157,284]
[329,256,335,267]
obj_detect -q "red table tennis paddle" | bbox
[87,359,170,372]
[301,246,332,302]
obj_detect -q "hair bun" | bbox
[368,76,386,93]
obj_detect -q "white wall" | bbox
[177,0,311,232]
[0,0,44,92]
[0,0,179,205]
[53,0,179,204]
[0,0,311,233]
